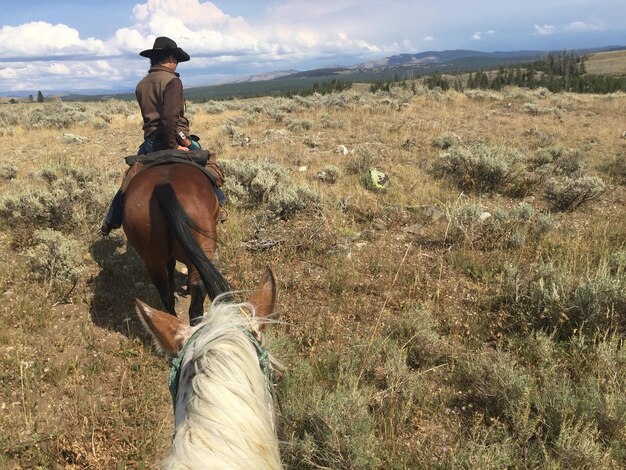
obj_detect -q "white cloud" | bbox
[534,24,556,36]
[486,30,496,35]
[470,32,482,40]
[564,21,603,32]
[424,36,434,42]
[0,22,111,59]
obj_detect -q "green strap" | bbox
[169,325,207,408]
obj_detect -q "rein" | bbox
[168,323,272,409]
[169,325,207,408]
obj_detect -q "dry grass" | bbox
[0,88,625,468]
[585,50,626,75]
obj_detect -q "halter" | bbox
[168,324,272,409]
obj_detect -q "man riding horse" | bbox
[100,36,226,236]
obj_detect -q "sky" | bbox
[0,0,624,94]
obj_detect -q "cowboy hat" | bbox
[140,36,190,62]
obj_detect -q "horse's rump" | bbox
[123,163,226,321]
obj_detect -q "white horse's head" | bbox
[135,269,283,470]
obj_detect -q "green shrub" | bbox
[26,229,85,297]
[435,143,527,194]
[286,119,313,132]
[346,146,379,176]
[544,175,607,211]
[279,352,382,470]
[0,165,112,237]
[221,159,321,219]
[316,165,342,184]
[444,202,554,250]
[497,260,626,338]
[432,132,460,149]
[0,164,17,180]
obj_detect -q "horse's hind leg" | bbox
[148,265,176,316]
[167,257,176,296]
[187,267,207,325]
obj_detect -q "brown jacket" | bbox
[135,65,190,149]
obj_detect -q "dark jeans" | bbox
[103,136,225,229]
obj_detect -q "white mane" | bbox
[163,299,282,470]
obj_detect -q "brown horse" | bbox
[122,162,229,324]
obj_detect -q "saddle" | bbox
[121,149,225,193]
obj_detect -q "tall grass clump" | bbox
[221,158,321,219]
[435,143,527,194]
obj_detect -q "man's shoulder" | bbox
[137,68,179,87]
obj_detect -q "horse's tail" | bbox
[153,183,230,300]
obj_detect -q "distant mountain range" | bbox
[3,46,624,100]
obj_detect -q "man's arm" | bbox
[162,78,185,149]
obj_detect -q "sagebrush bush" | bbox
[440,331,625,468]
[0,163,17,180]
[432,132,460,149]
[450,347,535,424]
[444,202,554,250]
[530,146,584,180]
[0,165,112,237]
[544,175,607,211]
[435,143,527,194]
[524,102,558,116]
[346,145,379,176]
[26,229,85,297]
[387,307,450,371]
[320,113,344,129]
[202,101,226,114]
[497,260,626,338]
[221,159,321,219]
[286,119,313,132]
[279,351,382,470]
[316,165,342,184]
[464,89,503,101]
[600,152,626,185]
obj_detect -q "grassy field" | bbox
[585,49,626,75]
[0,85,625,469]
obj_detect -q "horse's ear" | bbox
[134,299,190,355]
[248,269,276,328]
